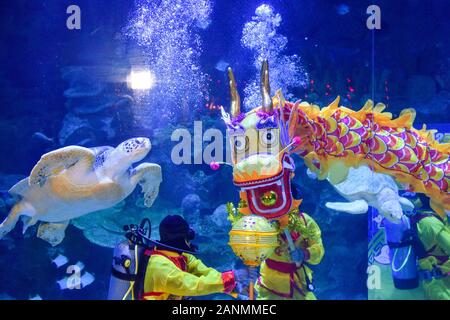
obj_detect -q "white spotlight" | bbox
[127,69,155,90]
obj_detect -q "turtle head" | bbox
[107,138,151,175]
[119,137,151,161]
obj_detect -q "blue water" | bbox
[0,0,449,300]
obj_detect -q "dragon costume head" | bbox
[221,60,300,219]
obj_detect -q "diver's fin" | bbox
[37,220,70,246]
[9,178,30,197]
[326,199,369,214]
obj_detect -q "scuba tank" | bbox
[107,241,141,300]
[107,219,151,300]
[384,215,419,289]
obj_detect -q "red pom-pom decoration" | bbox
[292,136,301,146]
[210,161,220,171]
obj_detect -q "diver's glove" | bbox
[290,248,305,265]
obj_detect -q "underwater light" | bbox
[127,69,156,90]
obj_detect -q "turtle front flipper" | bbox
[37,221,70,246]
[325,199,369,214]
[131,163,162,207]
[29,146,95,186]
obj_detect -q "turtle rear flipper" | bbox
[21,216,38,234]
[29,146,95,186]
[0,202,35,239]
[37,221,70,246]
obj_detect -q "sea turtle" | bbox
[0,137,162,246]
[308,165,414,222]
[325,165,414,222]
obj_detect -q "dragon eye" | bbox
[233,135,248,153]
[260,129,278,147]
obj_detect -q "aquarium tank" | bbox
[0,0,449,302]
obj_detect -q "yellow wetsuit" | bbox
[142,249,235,300]
[255,212,325,300]
[416,214,450,300]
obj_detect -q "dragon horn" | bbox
[227,67,241,117]
[260,59,273,113]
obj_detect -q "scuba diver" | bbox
[385,194,450,300]
[255,182,325,300]
[108,215,244,300]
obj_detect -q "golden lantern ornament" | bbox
[229,214,278,299]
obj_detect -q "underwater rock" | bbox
[190,205,230,239]
[61,66,129,98]
[65,95,126,116]
[62,66,103,93]
[59,65,132,147]
[209,204,230,230]
[181,194,201,215]
[58,113,93,146]
[72,202,134,248]
[72,199,182,248]
[181,193,202,224]
[187,204,235,272]
[58,112,116,146]
[160,167,215,207]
